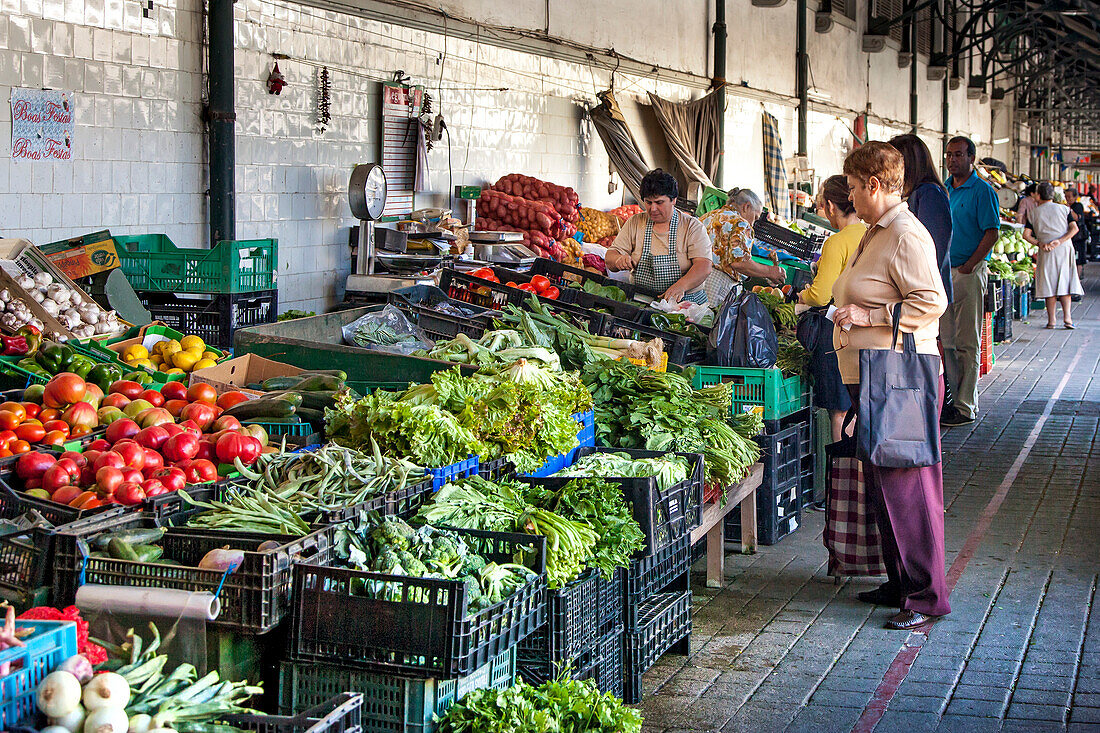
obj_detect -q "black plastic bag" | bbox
[706,289,778,367]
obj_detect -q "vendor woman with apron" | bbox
[605,169,712,304]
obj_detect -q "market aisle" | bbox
[638,265,1100,733]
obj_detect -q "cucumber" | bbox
[93,526,166,550]
[298,390,341,411]
[261,376,304,391]
[298,369,348,380]
[246,382,265,391]
[294,407,326,425]
[133,544,164,562]
[107,537,140,561]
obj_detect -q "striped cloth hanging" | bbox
[762,111,791,220]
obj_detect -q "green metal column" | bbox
[713,0,727,186]
[910,15,919,134]
[941,74,950,178]
[207,0,236,245]
[796,0,808,157]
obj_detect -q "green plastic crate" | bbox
[0,357,48,390]
[278,647,515,732]
[114,234,277,294]
[74,325,224,385]
[692,365,810,421]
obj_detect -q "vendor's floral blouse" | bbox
[699,206,753,272]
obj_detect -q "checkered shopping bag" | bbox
[824,418,886,577]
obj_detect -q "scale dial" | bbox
[348,163,387,220]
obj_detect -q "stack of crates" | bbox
[993,279,1013,343]
[691,366,813,545]
[113,234,279,348]
[622,536,692,704]
[980,312,994,376]
[1013,282,1031,320]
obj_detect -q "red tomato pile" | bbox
[13,379,268,510]
[467,269,560,300]
[0,374,105,457]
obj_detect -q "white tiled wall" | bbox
[0,0,993,312]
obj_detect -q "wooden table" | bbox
[690,464,762,588]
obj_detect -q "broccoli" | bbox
[371,518,416,551]
[371,545,406,576]
[396,549,430,577]
[460,553,487,577]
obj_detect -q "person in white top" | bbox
[1023,181,1084,329]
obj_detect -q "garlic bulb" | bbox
[0,289,10,303]
[17,275,34,290]
[33,272,52,288]
[46,285,71,305]
[31,291,44,303]
[41,299,60,316]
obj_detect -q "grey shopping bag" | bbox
[857,304,941,468]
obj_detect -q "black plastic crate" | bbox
[387,285,494,342]
[523,446,703,556]
[753,219,825,261]
[994,298,1013,343]
[755,423,804,496]
[226,692,363,733]
[517,639,599,688]
[799,453,815,508]
[596,568,623,628]
[556,287,650,323]
[623,591,692,704]
[984,277,1004,313]
[0,458,119,526]
[289,527,547,679]
[0,521,55,602]
[53,512,335,632]
[477,456,516,483]
[517,569,601,662]
[600,316,702,365]
[624,535,691,629]
[594,623,625,698]
[528,259,640,299]
[138,289,277,347]
[727,475,802,545]
[438,269,608,336]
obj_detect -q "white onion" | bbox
[36,671,83,718]
[82,706,128,733]
[34,271,52,287]
[127,714,152,733]
[43,726,72,733]
[50,704,86,733]
[82,672,130,712]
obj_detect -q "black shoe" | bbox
[885,609,937,630]
[857,585,902,606]
[1071,294,1082,302]
[940,407,974,427]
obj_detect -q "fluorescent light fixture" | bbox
[808,89,832,102]
[993,137,1010,144]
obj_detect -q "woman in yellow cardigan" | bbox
[800,175,866,440]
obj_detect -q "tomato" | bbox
[470,267,494,279]
[0,430,16,446]
[0,407,22,431]
[42,430,68,446]
[105,418,141,444]
[73,493,103,510]
[42,420,69,436]
[101,393,131,410]
[61,402,97,430]
[16,451,56,481]
[163,433,200,463]
[541,285,560,300]
[186,383,218,405]
[37,408,60,423]
[10,440,31,454]
[140,389,166,408]
[238,436,262,465]
[42,464,74,493]
[69,425,92,438]
[13,423,43,443]
[185,459,218,484]
[93,451,126,472]
[215,432,247,464]
[194,439,216,462]
[160,381,188,402]
[43,373,87,409]
[216,391,250,410]
[505,281,519,288]
[141,449,164,476]
[517,283,537,292]
[113,442,146,471]
[85,439,111,452]
[153,468,186,494]
[109,380,145,400]
[95,466,124,496]
[529,275,551,293]
[0,403,26,421]
[211,415,241,432]
[60,451,87,469]
[180,402,217,431]
[51,486,82,506]
[0,447,12,459]
[141,479,168,498]
[135,426,170,450]
[164,400,188,417]
[21,403,39,420]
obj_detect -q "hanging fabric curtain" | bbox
[646,90,722,188]
[590,90,650,203]
[762,111,791,220]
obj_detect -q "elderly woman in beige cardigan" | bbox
[832,141,950,631]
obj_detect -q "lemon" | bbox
[166,367,186,375]
[159,363,172,372]
[180,335,205,353]
[202,350,220,362]
[150,354,163,366]
[133,358,156,370]
[172,351,200,371]
[160,339,182,359]
[193,358,217,371]
[123,344,149,361]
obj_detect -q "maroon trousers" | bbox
[850,378,951,617]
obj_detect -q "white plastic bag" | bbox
[341,305,435,354]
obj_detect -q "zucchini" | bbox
[261,376,304,391]
[298,369,348,380]
[293,375,345,392]
[107,537,140,561]
[93,526,166,550]
[294,407,326,425]
[133,544,164,562]
[223,394,301,420]
[297,390,341,411]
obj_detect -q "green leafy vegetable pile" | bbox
[333,515,538,612]
[581,360,761,487]
[776,333,811,378]
[417,475,644,588]
[325,364,592,472]
[436,675,642,732]
[579,279,629,302]
[556,451,690,491]
[648,311,708,349]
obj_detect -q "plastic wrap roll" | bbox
[76,585,220,621]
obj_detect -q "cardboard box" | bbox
[189,354,303,397]
[38,230,121,279]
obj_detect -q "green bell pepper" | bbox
[36,341,70,374]
[68,355,97,379]
[124,370,153,386]
[17,357,52,380]
[87,363,123,391]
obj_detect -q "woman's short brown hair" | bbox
[843,141,905,194]
[818,175,856,216]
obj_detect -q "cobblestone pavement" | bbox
[639,266,1100,733]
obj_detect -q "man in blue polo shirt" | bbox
[940,136,1000,427]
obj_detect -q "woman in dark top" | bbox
[889,134,953,304]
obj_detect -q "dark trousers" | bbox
[849,378,951,616]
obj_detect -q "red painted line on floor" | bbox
[850,335,1091,733]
